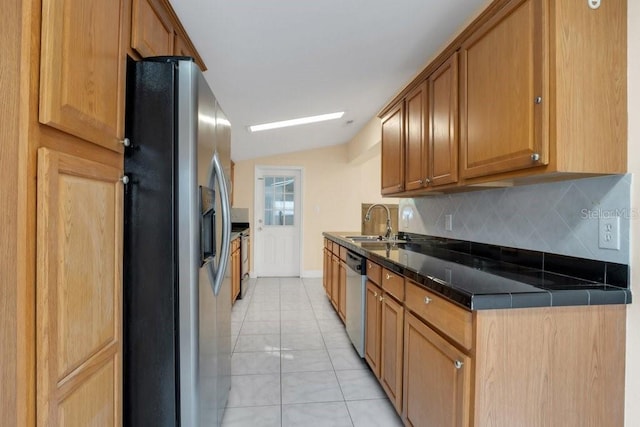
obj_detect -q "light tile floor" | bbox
[222,277,403,427]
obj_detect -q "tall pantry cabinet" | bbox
[1,0,204,424]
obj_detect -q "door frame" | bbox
[253,165,304,277]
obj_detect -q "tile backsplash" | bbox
[399,175,632,264]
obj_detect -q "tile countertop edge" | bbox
[322,232,632,311]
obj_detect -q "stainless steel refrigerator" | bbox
[123,57,232,427]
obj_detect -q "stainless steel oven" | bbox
[345,251,366,357]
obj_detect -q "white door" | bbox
[254,167,302,277]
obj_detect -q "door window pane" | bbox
[263,175,295,226]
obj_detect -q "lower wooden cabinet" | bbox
[231,238,240,304]
[323,246,331,294]
[322,241,347,324]
[364,281,382,377]
[380,293,404,412]
[330,254,340,310]
[365,277,404,412]
[338,260,347,322]
[403,311,470,427]
[37,148,123,426]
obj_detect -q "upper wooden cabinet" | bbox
[39,0,126,153]
[379,0,626,194]
[460,0,627,181]
[131,0,207,71]
[460,0,545,178]
[429,53,459,186]
[381,102,405,194]
[404,83,427,191]
[131,0,175,57]
[382,53,459,195]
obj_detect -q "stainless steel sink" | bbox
[345,235,382,241]
[345,235,406,244]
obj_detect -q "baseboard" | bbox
[249,270,323,278]
[301,270,323,278]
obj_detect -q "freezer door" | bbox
[176,59,232,427]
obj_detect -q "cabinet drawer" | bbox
[381,268,404,301]
[367,260,382,285]
[405,281,472,351]
[339,245,347,262]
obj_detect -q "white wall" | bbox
[625,1,639,424]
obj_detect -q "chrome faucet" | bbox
[365,204,393,240]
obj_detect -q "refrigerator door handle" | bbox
[209,151,231,295]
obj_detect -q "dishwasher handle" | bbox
[346,251,366,274]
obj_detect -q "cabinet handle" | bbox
[534,96,542,104]
[424,296,432,305]
[120,175,129,185]
[373,291,378,297]
[531,153,540,162]
[454,360,463,369]
[386,273,392,280]
[121,137,131,147]
[379,296,384,302]
[418,179,423,184]
[425,178,431,184]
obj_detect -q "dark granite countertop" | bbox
[323,232,631,310]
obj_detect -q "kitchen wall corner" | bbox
[399,174,632,264]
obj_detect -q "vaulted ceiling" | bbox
[170,0,488,161]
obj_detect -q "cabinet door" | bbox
[37,148,123,426]
[429,53,459,186]
[380,294,404,413]
[381,102,404,194]
[403,312,470,427]
[331,255,340,310]
[231,247,240,304]
[364,281,382,377]
[338,261,347,323]
[39,0,125,152]
[460,0,546,179]
[174,31,194,58]
[404,82,427,191]
[323,247,331,294]
[131,0,174,58]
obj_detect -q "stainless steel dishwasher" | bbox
[345,250,367,357]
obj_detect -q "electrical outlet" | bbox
[445,214,453,231]
[598,216,620,250]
